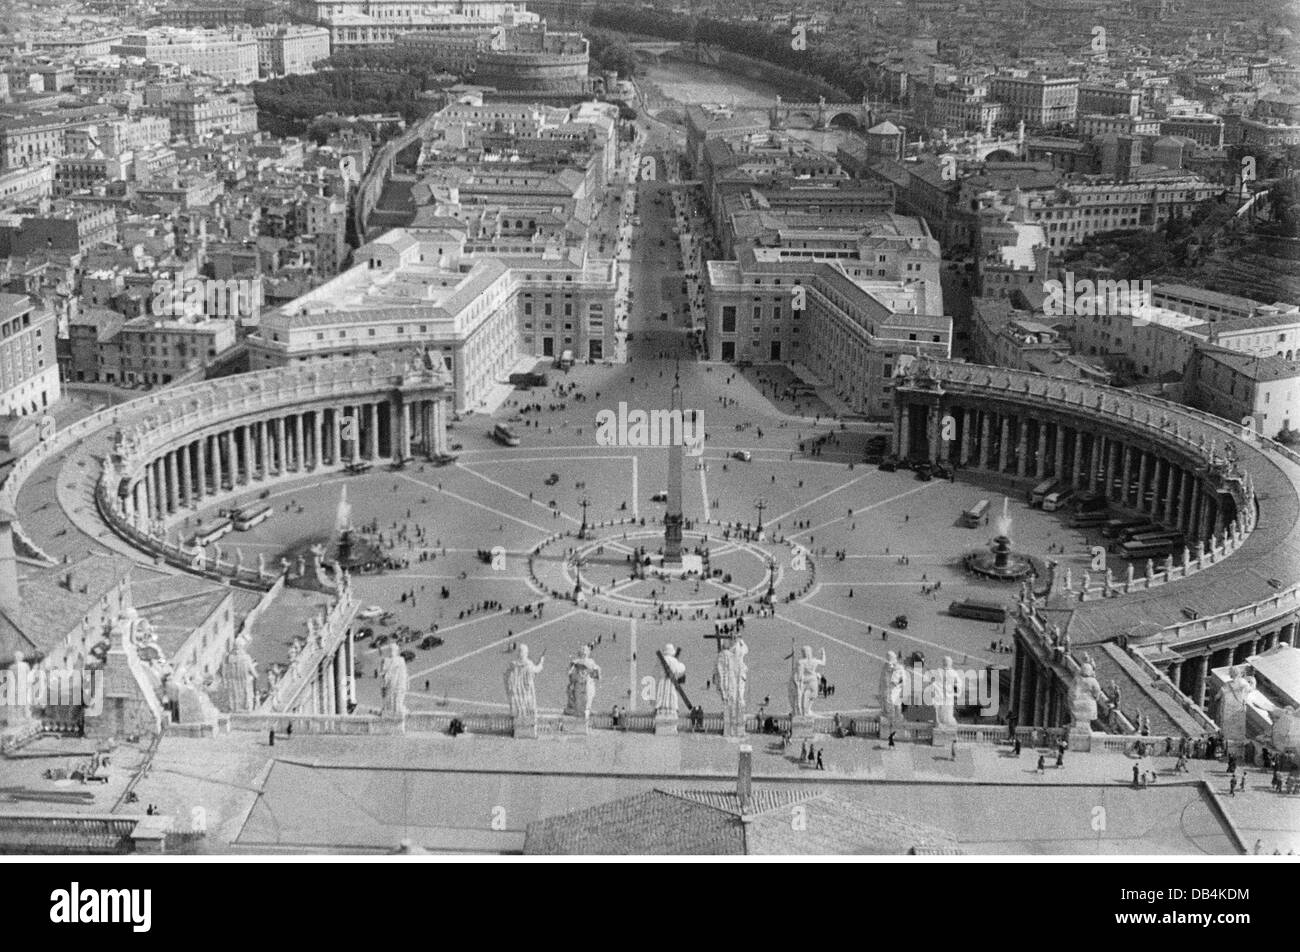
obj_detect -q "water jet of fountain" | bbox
[995,495,1012,538]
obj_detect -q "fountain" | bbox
[330,484,385,574]
[964,497,1034,581]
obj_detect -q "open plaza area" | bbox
[177,354,1083,722]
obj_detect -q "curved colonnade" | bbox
[892,358,1300,729]
[3,357,453,589]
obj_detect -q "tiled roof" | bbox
[523,790,744,855]
[524,786,960,855]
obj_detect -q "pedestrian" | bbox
[1056,748,1064,768]
[286,721,293,738]
[1132,763,1140,787]
[951,739,958,761]
[816,750,824,771]
[888,731,896,748]
[800,740,808,761]
[1037,755,1046,775]
[1229,774,1237,796]
[269,729,275,747]
[1013,737,1022,756]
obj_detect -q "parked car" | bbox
[732,450,752,462]
[358,605,384,620]
[400,650,416,663]
[544,473,560,486]
[420,635,444,650]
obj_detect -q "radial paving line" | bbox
[788,482,938,539]
[774,612,890,664]
[768,472,874,526]
[453,460,583,524]
[396,472,555,534]
[406,608,579,680]
[802,600,999,664]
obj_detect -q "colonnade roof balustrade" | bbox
[902,358,1300,650]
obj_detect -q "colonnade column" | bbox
[166,452,179,513]
[1035,422,1048,479]
[368,402,380,459]
[1053,422,1065,479]
[288,415,300,472]
[979,413,991,469]
[1136,450,1150,512]
[1072,430,1084,487]
[998,416,1010,472]
[961,408,974,466]
[1105,439,1118,499]
[899,404,912,460]
[276,418,288,475]
[1015,418,1028,477]
[312,411,323,470]
[179,442,191,508]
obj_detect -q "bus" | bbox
[493,423,521,447]
[190,517,232,548]
[1073,491,1108,513]
[1120,539,1179,560]
[1101,516,1151,538]
[1125,530,1185,546]
[1115,522,1161,542]
[1030,479,1059,507]
[961,499,990,528]
[231,503,271,531]
[948,599,1008,623]
[1042,488,1075,512]
[1070,509,1111,527]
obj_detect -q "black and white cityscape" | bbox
[0,0,1296,864]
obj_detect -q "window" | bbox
[721,306,736,333]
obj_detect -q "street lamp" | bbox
[579,497,591,539]
[754,498,767,535]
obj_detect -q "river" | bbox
[639,59,862,153]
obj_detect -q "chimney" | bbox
[736,744,753,809]
[0,508,20,618]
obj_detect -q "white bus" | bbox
[1042,488,1075,512]
[1030,479,1060,508]
[190,517,233,547]
[232,503,272,531]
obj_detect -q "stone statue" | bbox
[506,643,544,722]
[714,637,748,736]
[380,642,408,718]
[879,650,906,722]
[3,651,34,723]
[1270,705,1300,755]
[1217,665,1256,745]
[564,645,601,719]
[929,656,959,727]
[789,645,826,717]
[655,644,686,717]
[219,635,258,714]
[175,668,220,725]
[1070,661,1104,728]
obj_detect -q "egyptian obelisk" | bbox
[663,365,684,566]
